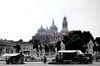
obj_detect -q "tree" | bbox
[18,39,23,42]
[33,40,40,51]
[82,31,95,45]
[48,44,55,52]
[44,44,49,52]
[62,30,94,53]
[94,37,100,51]
[14,44,21,53]
[29,39,40,51]
[56,41,61,51]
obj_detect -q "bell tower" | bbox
[61,16,68,33]
[63,16,68,29]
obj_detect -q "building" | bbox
[0,39,16,55]
[0,39,34,57]
[86,40,94,56]
[32,16,69,45]
[18,42,34,56]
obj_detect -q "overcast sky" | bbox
[0,0,100,41]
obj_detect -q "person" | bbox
[43,55,47,63]
[55,55,59,62]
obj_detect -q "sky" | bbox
[0,0,100,41]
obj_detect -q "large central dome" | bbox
[49,20,58,32]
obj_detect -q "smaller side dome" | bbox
[37,25,46,33]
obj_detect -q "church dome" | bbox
[49,20,58,32]
[37,25,46,33]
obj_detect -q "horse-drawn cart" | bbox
[2,52,24,64]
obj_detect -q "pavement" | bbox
[0,61,100,66]
[0,55,100,66]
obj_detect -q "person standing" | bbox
[43,55,47,63]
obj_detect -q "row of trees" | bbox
[29,30,95,53]
[15,30,100,54]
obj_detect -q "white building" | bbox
[87,40,94,55]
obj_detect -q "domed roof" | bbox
[49,20,58,32]
[37,25,46,33]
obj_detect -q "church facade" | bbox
[32,16,69,45]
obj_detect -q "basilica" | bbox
[32,16,69,45]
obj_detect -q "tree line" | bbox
[14,30,100,53]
